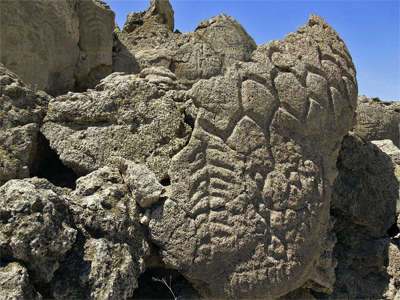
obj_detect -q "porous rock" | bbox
[333,134,398,237]
[355,95,400,147]
[0,178,77,284]
[0,262,38,300]
[48,164,150,299]
[0,0,114,95]
[41,69,191,180]
[149,14,357,299]
[119,2,256,84]
[328,134,399,299]
[83,238,139,300]
[0,66,50,186]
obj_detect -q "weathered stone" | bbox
[118,1,255,85]
[327,134,400,299]
[83,238,140,300]
[41,71,191,180]
[50,164,150,299]
[149,14,357,298]
[0,178,77,283]
[0,66,51,186]
[355,95,400,147]
[0,0,114,95]
[0,262,38,300]
[333,134,398,237]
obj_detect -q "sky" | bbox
[108,0,400,101]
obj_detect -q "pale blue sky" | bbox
[108,0,399,101]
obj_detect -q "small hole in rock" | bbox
[31,133,78,189]
[387,223,400,238]
[160,177,171,186]
[184,113,195,130]
[132,268,200,299]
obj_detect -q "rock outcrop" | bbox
[0,66,50,186]
[3,0,399,299]
[355,95,400,147]
[330,134,400,299]
[41,67,191,180]
[118,2,256,85]
[0,0,115,95]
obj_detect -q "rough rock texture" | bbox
[50,163,150,300]
[41,68,191,180]
[0,262,38,300]
[118,2,256,85]
[149,14,357,299]
[328,133,399,299]
[0,0,115,95]
[355,95,400,147]
[0,178,77,284]
[0,66,50,186]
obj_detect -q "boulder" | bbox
[0,262,38,300]
[118,0,256,84]
[0,0,115,95]
[41,69,191,180]
[329,134,400,299]
[149,14,357,298]
[0,65,50,186]
[355,95,400,147]
[0,178,77,284]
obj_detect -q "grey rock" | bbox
[111,157,164,208]
[333,134,398,237]
[83,238,140,300]
[118,1,255,85]
[149,14,357,299]
[326,133,399,299]
[0,178,77,284]
[49,164,150,300]
[0,66,50,186]
[355,95,400,147]
[0,0,114,95]
[0,262,38,300]
[41,71,191,180]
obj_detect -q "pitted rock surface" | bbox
[0,66,50,186]
[118,3,256,85]
[329,134,399,299]
[0,0,114,95]
[41,69,191,180]
[355,95,400,147]
[0,178,77,284]
[46,163,151,300]
[149,14,357,298]
[0,262,38,300]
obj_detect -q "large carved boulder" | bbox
[149,14,357,298]
[0,0,115,95]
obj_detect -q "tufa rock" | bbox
[0,0,115,95]
[329,134,400,299]
[118,2,256,84]
[332,134,398,237]
[149,14,357,299]
[0,178,77,284]
[355,95,400,147]
[41,69,191,180]
[0,66,50,186]
[0,262,38,300]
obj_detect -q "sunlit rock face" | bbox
[149,14,357,299]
